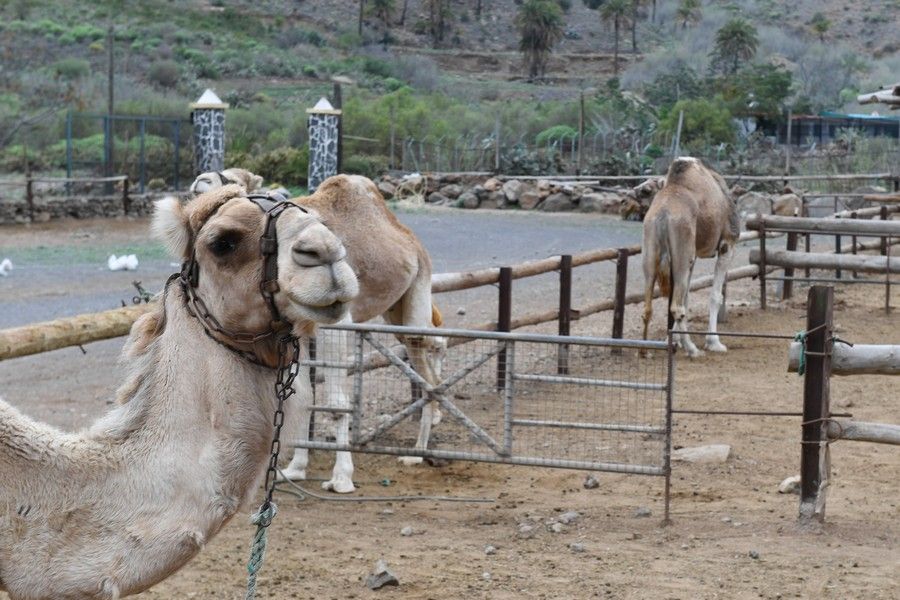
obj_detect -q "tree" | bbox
[675,0,701,29]
[427,0,451,46]
[709,18,758,76]
[630,0,642,53]
[516,0,564,81]
[659,96,735,150]
[584,0,630,76]
[369,0,395,42]
[810,12,831,42]
[718,64,793,119]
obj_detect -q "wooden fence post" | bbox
[611,249,629,352]
[783,232,797,300]
[881,206,889,256]
[758,222,767,309]
[799,285,833,524]
[557,255,572,374]
[496,267,512,389]
[121,178,130,215]
[25,177,34,221]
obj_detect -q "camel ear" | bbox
[152,196,191,259]
[250,174,264,191]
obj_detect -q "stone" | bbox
[517,523,535,536]
[459,191,480,209]
[778,475,801,495]
[519,190,542,210]
[481,191,505,209]
[671,444,731,464]
[549,522,564,533]
[633,507,652,518]
[439,184,463,199]
[583,475,599,489]
[456,307,466,315]
[537,179,551,191]
[482,572,492,581]
[502,179,525,203]
[377,180,396,199]
[427,192,449,205]
[540,192,576,212]
[483,177,502,192]
[32,211,51,223]
[749,550,760,560]
[472,185,489,201]
[569,543,585,553]
[484,545,497,555]
[366,559,399,590]
[558,511,580,525]
[579,192,622,213]
[400,526,413,536]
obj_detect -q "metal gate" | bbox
[298,323,673,495]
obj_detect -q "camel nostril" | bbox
[292,245,323,267]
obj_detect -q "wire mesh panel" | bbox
[301,324,671,478]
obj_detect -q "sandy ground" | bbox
[1,211,898,599]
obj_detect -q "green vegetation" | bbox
[709,18,759,76]
[516,0,564,81]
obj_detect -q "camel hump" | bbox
[667,156,701,181]
[431,303,443,327]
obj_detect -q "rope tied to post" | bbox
[793,330,808,376]
[245,501,278,600]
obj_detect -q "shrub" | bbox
[71,23,104,42]
[342,154,389,179]
[658,96,735,149]
[237,146,310,186]
[52,58,90,80]
[148,60,180,89]
[535,124,577,146]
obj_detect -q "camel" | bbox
[0,185,358,599]
[189,167,262,195]
[181,171,446,493]
[641,157,739,357]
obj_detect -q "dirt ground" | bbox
[1,213,898,599]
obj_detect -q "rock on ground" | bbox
[778,475,801,494]
[540,192,576,212]
[459,191,480,209]
[366,559,399,590]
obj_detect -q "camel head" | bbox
[190,168,264,195]
[153,185,358,347]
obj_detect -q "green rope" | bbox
[794,331,807,376]
[245,502,277,600]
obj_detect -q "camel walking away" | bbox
[0,185,357,599]
[184,171,445,492]
[641,157,739,357]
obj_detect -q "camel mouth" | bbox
[288,297,349,324]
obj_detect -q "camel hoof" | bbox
[276,467,307,482]
[431,408,442,426]
[686,348,705,359]
[398,456,424,466]
[321,476,356,494]
[705,339,728,353]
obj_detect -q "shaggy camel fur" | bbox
[641,158,739,357]
[189,167,262,195]
[183,172,445,492]
[0,185,357,599]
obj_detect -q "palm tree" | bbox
[516,0,564,81]
[369,0,395,41]
[600,0,630,76]
[710,18,758,75]
[630,0,642,54]
[675,0,701,30]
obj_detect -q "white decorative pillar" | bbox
[190,89,228,175]
[307,97,342,193]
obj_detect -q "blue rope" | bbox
[794,331,807,376]
[245,502,277,600]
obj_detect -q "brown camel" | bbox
[0,185,357,599]
[641,158,739,357]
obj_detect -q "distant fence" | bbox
[788,286,900,524]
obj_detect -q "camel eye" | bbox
[208,231,242,257]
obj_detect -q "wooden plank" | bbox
[827,419,900,445]
[746,215,900,236]
[789,343,900,376]
[750,248,900,274]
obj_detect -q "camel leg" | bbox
[385,276,444,467]
[640,242,657,353]
[705,243,734,352]
[279,366,313,482]
[671,257,702,358]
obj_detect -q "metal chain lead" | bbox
[262,334,301,508]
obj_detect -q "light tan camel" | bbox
[0,185,357,599]
[641,157,739,357]
[183,172,445,492]
[189,167,262,194]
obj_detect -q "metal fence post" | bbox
[139,118,146,194]
[65,110,73,196]
[850,211,858,279]
[172,121,181,191]
[25,177,34,221]
[496,267,512,389]
[557,255,572,374]
[799,285,833,525]
[783,232,797,300]
[611,249,629,352]
[881,206,889,256]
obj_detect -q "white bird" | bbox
[0,258,12,277]
[108,254,139,271]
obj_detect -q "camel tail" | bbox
[655,216,672,298]
[431,303,443,328]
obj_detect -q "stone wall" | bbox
[0,193,181,225]
[377,173,632,216]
